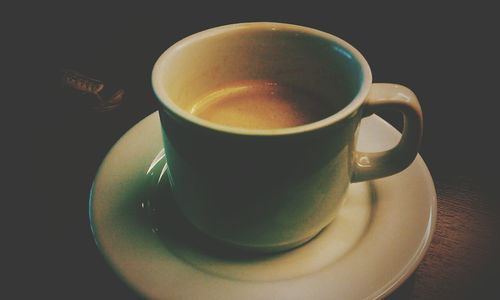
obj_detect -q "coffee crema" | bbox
[190,80,331,130]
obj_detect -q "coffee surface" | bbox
[190,81,330,129]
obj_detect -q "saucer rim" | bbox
[89,112,437,300]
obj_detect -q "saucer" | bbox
[90,112,436,300]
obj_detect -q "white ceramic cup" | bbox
[152,22,422,252]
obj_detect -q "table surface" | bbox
[28,3,498,299]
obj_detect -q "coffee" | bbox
[190,80,331,129]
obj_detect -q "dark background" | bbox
[13,2,499,299]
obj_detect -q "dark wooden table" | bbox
[26,3,498,299]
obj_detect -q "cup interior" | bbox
[153,23,368,131]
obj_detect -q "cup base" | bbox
[211,229,324,254]
[154,190,327,254]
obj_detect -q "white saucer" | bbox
[90,112,436,300]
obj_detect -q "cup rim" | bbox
[152,22,372,136]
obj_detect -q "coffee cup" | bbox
[151,22,422,252]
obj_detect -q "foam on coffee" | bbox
[190,80,330,129]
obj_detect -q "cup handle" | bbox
[351,83,423,183]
